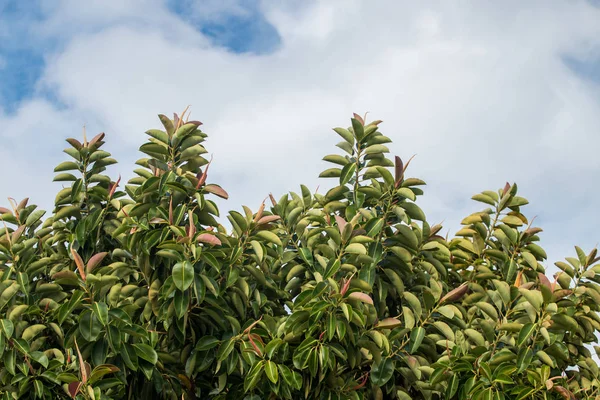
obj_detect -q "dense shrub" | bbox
[0,111,598,399]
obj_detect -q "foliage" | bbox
[0,110,599,399]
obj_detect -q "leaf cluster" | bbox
[0,111,598,399]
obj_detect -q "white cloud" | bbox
[0,0,599,271]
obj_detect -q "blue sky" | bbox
[0,0,600,272]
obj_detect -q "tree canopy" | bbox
[0,111,598,399]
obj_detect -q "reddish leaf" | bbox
[552,289,572,300]
[353,113,364,125]
[196,233,221,246]
[67,382,81,398]
[175,105,190,130]
[204,184,229,199]
[257,215,280,225]
[524,227,543,236]
[187,210,196,238]
[514,271,523,287]
[17,198,28,210]
[88,132,105,148]
[440,282,469,304]
[108,175,121,199]
[553,386,574,400]
[71,247,86,281]
[0,207,11,214]
[11,225,25,242]
[253,201,266,223]
[502,182,511,196]
[74,338,88,383]
[66,138,83,150]
[406,355,418,369]
[173,113,180,130]
[538,272,552,291]
[86,252,108,273]
[334,215,347,235]
[196,155,213,189]
[186,120,203,127]
[394,156,404,187]
[351,373,369,390]
[269,193,277,206]
[348,292,373,305]
[247,333,263,356]
[52,270,79,281]
[340,273,354,296]
[429,224,443,237]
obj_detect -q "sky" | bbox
[0,0,599,275]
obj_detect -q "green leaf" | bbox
[174,290,189,319]
[244,360,264,392]
[319,168,342,178]
[53,173,78,182]
[333,128,354,144]
[13,338,29,354]
[3,349,15,375]
[255,230,282,247]
[92,302,109,326]
[464,329,485,346]
[217,339,235,362]
[172,123,198,147]
[265,339,283,359]
[345,243,367,255]
[30,351,49,368]
[34,380,44,398]
[518,288,543,312]
[364,144,389,155]
[376,166,395,187]
[516,388,536,400]
[145,129,169,144]
[340,163,357,186]
[0,319,14,338]
[475,302,498,320]
[351,118,364,141]
[172,261,194,291]
[25,210,46,227]
[265,360,279,384]
[493,374,513,384]
[446,374,459,398]
[0,282,20,311]
[472,193,496,206]
[279,364,301,390]
[408,327,425,354]
[88,364,120,385]
[80,311,102,342]
[502,215,523,226]
[108,325,122,351]
[133,344,158,365]
[128,203,153,218]
[370,357,394,386]
[517,323,536,347]
[323,154,349,166]
[21,324,46,342]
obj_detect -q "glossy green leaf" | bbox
[133,344,158,365]
[172,261,194,291]
[370,357,394,386]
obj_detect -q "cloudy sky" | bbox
[1,0,599,272]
